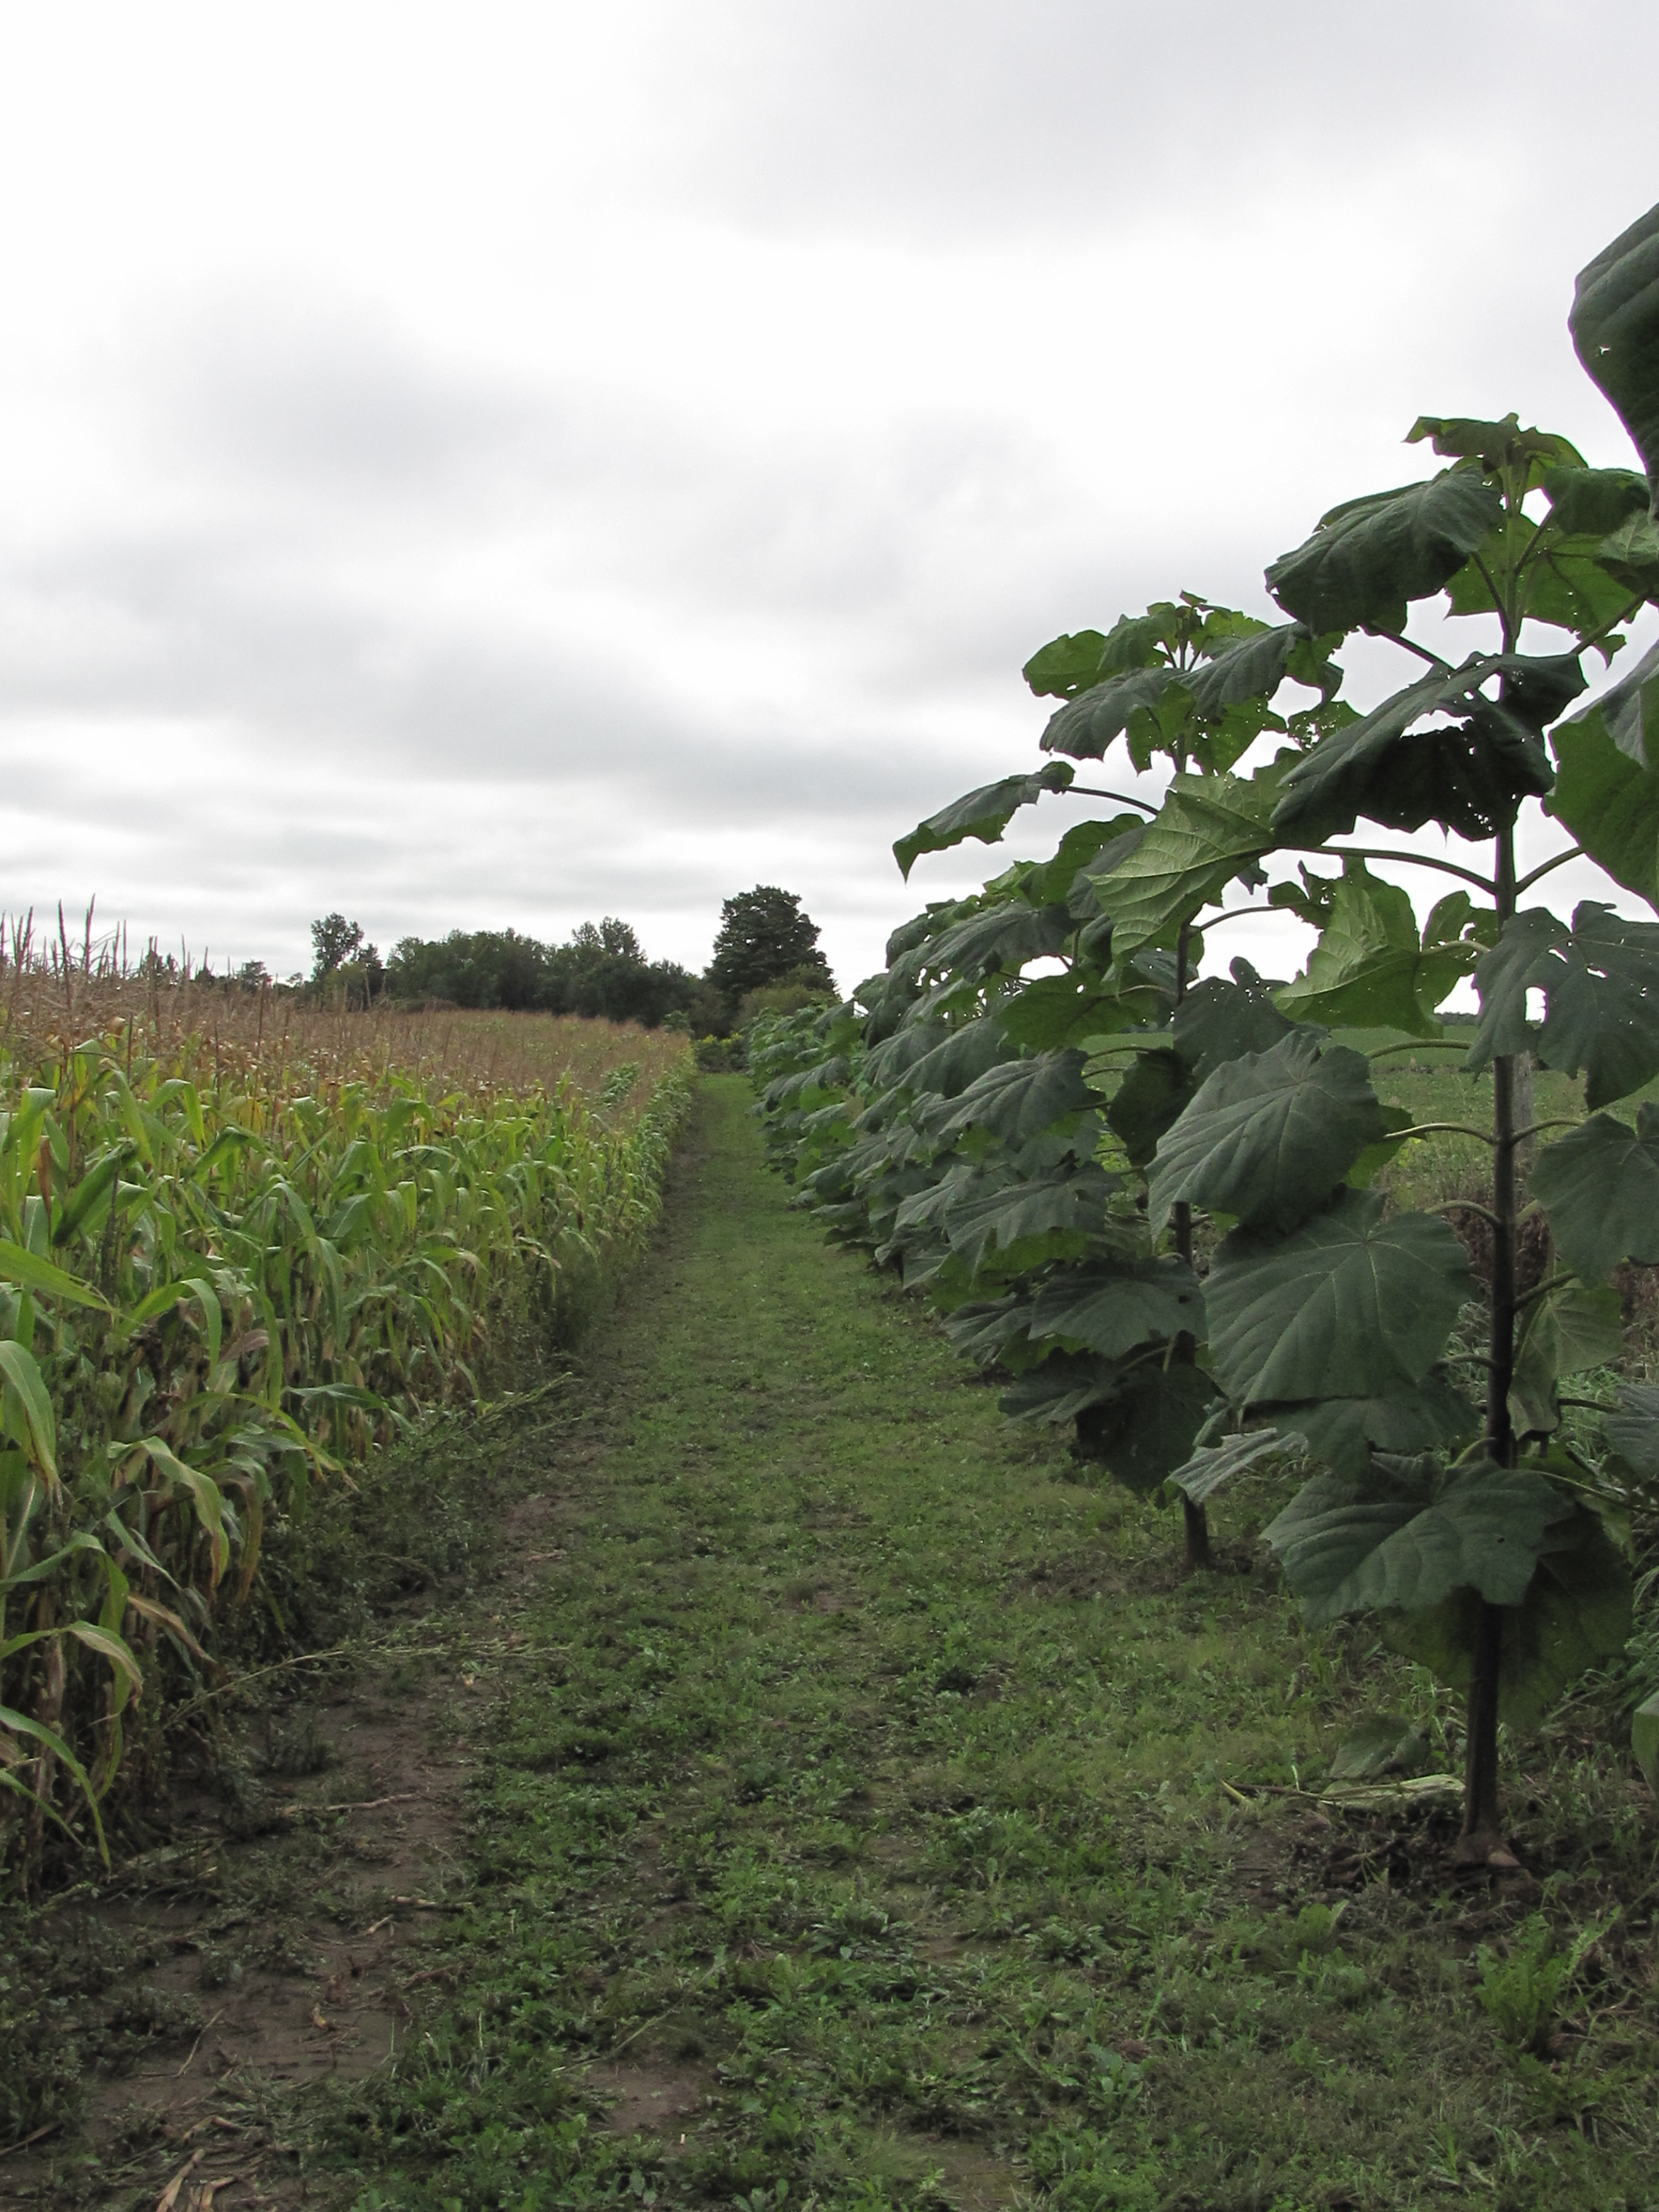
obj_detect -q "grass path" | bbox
[16,1075,1653,2210]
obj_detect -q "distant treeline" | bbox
[386,920,702,1029]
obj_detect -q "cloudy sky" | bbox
[1,2,1657,994]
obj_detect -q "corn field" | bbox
[0,923,691,1883]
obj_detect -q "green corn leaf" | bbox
[1570,199,1659,495]
[0,1240,113,1313]
[132,1438,228,1583]
[0,1340,56,1481]
[1266,468,1504,637]
[1148,1034,1385,1239]
[894,764,1074,880]
[1529,1108,1659,1283]
[1205,1190,1475,1408]
[0,1702,109,1860]
[65,1621,143,1709]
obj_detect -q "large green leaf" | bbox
[1104,1049,1195,1168]
[997,974,1139,1053]
[922,900,1074,984]
[1263,1457,1575,1624]
[1272,654,1572,843]
[1028,1256,1204,1359]
[940,1295,1038,1370]
[1273,861,1475,1036]
[1041,666,1175,760]
[933,1051,1094,1147]
[1164,1427,1289,1506]
[1507,1282,1624,1435]
[1023,629,1111,700]
[1266,469,1504,636]
[1272,1369,1478,1478]
[1023,815,1146,909]
[944,1162,1118,1272]
[1529,1107,1659,1282]
[1000,1349,1121,1423]
[1088,771,1277,961]
[1541,464,1651,537]
[1148,1034,1384,1238]
[1570,201,1659,494]
[1206,1189,1475,1407]
[1072,1363,1219,1493]
[1466,903,1659,1108]
[902,1017,1019,1100]
[1603,1382,1659,1483]
[1388,1503,1631,1730]
[894,763,1075,880]
[1168,966,1296,1078]
[1549,641,1659,903]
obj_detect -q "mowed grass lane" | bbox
[330,1076,1657,2212]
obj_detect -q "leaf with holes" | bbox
[1266,469,1504,636]
[1274,862,1475,1036]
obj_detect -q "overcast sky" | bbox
[2,2,1657,995]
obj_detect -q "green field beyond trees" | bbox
[9,1079,1652,2210]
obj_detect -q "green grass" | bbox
[284,1077,1657,2211]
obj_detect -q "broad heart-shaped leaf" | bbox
[1023,629,1111,700]
[1088,769,1277,962]
[1444,506,1637,644]
[997,973,1140,1053]
[1169,966,1295,1079]
[1508,1283,1624,1436]
[1465,903,1659,1108]
[1206,1189,1475,1407]
[1104,1048,1195,1168]
[1024,814,1146,910]
[932,1050,1094,1147]
[1148,1034,1385,1239]
[1262,1458,1575,1625]
[894,763,1075,880]
[940,1295,1037,1370]
[1000,1349,1121,1424]
[1164,1427,1288,1507]
[1073,1364,1220,1493]
[1041,666,1174,760]
[922,899,1073,984]
[1541,464,1651,537]
[1529,1107,1659,1282]
[1603,1381,1659,1482]
[902,1016,1019,1101]
[1271,654,1572,843]
[1181,622,1309,717]
[1387,1501,1631,1731]
[1570,199,1659,494]
[1597,509,1659,603]
[1266,468,1504,636]
[944,1162,1118,1273]
[1549,640,1659,903]
[1027,1256,1204,1359]
[1273,861,1475,1036]
[1269,1369,1479,1478]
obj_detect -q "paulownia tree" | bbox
[756,202,1659,1866]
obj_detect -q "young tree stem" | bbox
[1172,921,1210,1574]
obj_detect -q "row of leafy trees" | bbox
[299,890,834,1031]
[752,203,1659,1865]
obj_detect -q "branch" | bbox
[1574,592,1647,663]
[1433,1198,1501,1227]
[1373,630,1453,672]
[1366,1038,1471,1058]
[1067,785,1158,816]
[1467,553,1508,627]
[1515,1270,1577,1313]
[1390,1121,1498,1147]
[1516,846,1583,892]
[1510,1119,1578,1145]
[1286,843,1495,893]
